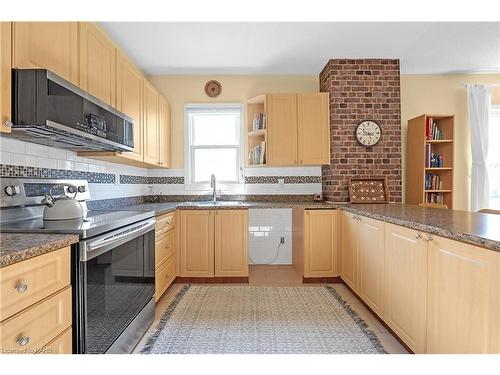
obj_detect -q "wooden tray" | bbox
[348,178,389,203]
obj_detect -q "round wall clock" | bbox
[204,80,222,98]
[355,120,382,146]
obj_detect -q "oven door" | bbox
[75,219,155,354]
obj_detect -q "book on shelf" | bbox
[252,112,266,131]
[426,117,444,140]
[426,192,444,204]
[248,141,266,165]
[425,144,444,168]
[425,173,444,190]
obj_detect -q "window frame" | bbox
[184,103,245,190]
[488,105,500,209]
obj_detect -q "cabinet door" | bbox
[266,93,298,165]
[158,96,171,168]
[116,51,144,162]
[214,210,248,277]
[297,93,330,165]
[427,235,499,353]
[357,215,385,315]
[180,210,214,277]
[13,22,78,85]
[384,223,427,353]
[304,209,338,277]
[79,23,116,106]
[143,80,160,166]
[340,211,358,292]
[0,22,11,133]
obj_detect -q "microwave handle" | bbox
[81,219,155,261]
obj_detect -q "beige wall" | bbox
[147,75,319,169]
[401,73,500,211]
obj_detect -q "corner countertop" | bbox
[0,233,79,268]
[119,201,500,252]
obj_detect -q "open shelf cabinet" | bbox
[246,94,267,166]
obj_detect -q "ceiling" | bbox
[100,22,500,75]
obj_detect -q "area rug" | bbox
[141,285,386,354]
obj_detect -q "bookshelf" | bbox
[406,114,454,208]
[246,95,267,166]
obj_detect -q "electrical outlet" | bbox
[280,237,285,244]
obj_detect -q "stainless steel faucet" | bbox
[210,174,217,203]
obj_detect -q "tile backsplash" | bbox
[0,137,322,200]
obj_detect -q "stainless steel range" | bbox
[0,178,156,354]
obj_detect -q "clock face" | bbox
[356,120,382,146]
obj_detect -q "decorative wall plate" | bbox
[348,178,389,203]
[204,80,222,98]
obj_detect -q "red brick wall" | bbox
[319,59,402,203]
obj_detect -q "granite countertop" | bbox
[0,233,79,268]
[341,204,500,252]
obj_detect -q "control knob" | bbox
[77,185,86,193]
[5,185,20,196]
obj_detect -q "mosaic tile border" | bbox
[244,175,322,184]
[119,175,185,185]
[0,164,115,184]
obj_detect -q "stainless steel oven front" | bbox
[73,219,156,354]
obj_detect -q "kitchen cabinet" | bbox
[266,93,298,165]
[116,50,144,163]
[12,22,79,85]
[155,211,177,302]
[297,93,330,164]
[303,209,338,278]
[180,210,215,277]
[384,223,427,353]
[340,211,358,292]
[79,22,116,106]
[143,79,160,166]
[214,210,248,277]
[427,235,499,353]
[357,215,385,316]
[0,22,11,133]
[158,96,171,168]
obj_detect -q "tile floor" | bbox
[133,265,409,354]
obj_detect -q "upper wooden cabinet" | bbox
[143,80,160,166]
[180,210,215,278]
[79,23,116,106]
[427,235,499,353]
[12,22,79,85]
[0,22,11,133]
[116,50,144,162]
[214,210,248,277]
[384,223,427,353]
[297,93,330,164]
[249,92,330,167]
[303,209,338,278]
[357,215,385,316]
[158,96,171,168]
[266,93,298,165]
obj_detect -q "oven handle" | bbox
[81,219,156,261]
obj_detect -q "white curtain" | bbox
[467,84,491,211]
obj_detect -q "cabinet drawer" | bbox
[0,286,72,354]
[155,255,175,302]
[155,229,175,270]
[38,327,72,354]
[156,211,175,237]
[0,247,70,321]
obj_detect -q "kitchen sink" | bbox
[181,200,245,207]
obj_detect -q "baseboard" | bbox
[339,278,414,354]
[303,276,342,283]
[174,277,249,284]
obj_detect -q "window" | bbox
[488,105,500,209]
[185,104,243,188]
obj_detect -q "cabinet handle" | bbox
[425,235,434,242]
[16,336,30,347]
[415,233,423,240]
[15,283,28,293]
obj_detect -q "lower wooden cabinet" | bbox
[154,211,177,302]
[357,215,384,316]
[180,209,249,278]
[384,223,427,353]
[427,235,499,353]
[155,255,176,302]
[215,210,248,277]
[303,209,338,278]
[340,211,359,292]
[38,327,72,354]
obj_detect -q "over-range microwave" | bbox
[8,69,134,152]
